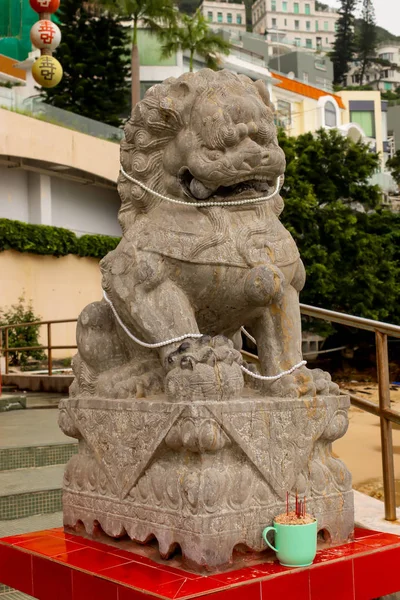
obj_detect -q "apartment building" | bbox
[199,0,247,32]
[252,0,339,54]
[348,42,400,92]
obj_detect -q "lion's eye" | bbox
[206,149,224,160]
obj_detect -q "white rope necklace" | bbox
[103,290,306,382]
[120,165,281,208]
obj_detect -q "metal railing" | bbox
[0,319,78,377]
[301,304,400,521]
[0,305,399,520]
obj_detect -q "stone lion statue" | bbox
[70,69,338,401]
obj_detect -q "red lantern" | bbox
[29,0,60,14]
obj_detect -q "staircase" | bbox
[0,406,77,597]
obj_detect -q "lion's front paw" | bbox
[165,335,243,402]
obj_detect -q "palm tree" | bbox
[97,0,176,107]
[159,10,231,72]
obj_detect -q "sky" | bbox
[329,0,400,37]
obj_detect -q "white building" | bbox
[199,0,246,32]
[348,42,400,92]
[252,0,339,56]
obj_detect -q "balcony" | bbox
[0,89,123,143]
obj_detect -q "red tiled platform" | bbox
[1,527,400,600]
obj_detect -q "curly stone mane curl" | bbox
[118,69,277,233]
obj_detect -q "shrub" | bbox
[0,296,46,367]
[0,218,120,259]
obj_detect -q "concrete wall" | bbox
[51,179,121,236]
[1,168,29,222]
[337,90,384,168]
[388,105,400,151]
[0,166,121,237]
[269,51,333,90]
[0,250,103,358]
[0,108,119,183]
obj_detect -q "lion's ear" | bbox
[254,80,275,111]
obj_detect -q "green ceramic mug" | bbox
[262,519,318,567]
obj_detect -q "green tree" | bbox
[331,0,358,86]
[100,0,176,109]
[159,9,231,72]
[357,0,377,85]
[0,296,45,367]
[41,0,130,126]
[278,129,400,324]
[386,150,400,188]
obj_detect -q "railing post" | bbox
[0,329,2,396]
[4,328,9,375]
[47,323,52,376]
[376,330,397,521]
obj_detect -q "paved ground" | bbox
[0,511,62,538]
[0,465,64,496]
[0,408,73,448]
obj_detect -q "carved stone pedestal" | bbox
[59,393,354,568]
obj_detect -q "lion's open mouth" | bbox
[178,168,275,202]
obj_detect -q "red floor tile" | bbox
[32,555,72,600]
[353,527,382,540]
[1,531,55,545]
[210,582,261,599]
[14,534,86,557]
[213,564,280,585]
[261,569,310,600]
[354,545,400,599]
[118,586,162,600]
[55,547,133,572]
[356,533,400,550]
[313,541,368,564]
[173,577,229,598]
[310,559,354,600]
[72,570,118,600]
[100,560,184,590]
[0,544,33,595]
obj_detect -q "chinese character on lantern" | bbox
[32,55,63,88]
[29,0,60,14]
[39,56,56,80]
[30,19,61,50]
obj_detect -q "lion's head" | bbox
[118,69,285,232]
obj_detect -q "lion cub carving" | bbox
[70,70,338,401]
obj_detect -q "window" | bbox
[324,21,328,30]
[207,11,213,21]
[305,3,310,14]
[324,101,337,127]
[303,71,309,82]
[236,13,242,23]
[295,37,301,46]
[294,2,299,14]
[284,18,287,25]
[271,0,276,11]
[272,17,277,27]
[326,37,329,44]
[295,19,299,30]
[384,82,393,91]
[350,111,375,138]
[334,22,339,31]
[306,20,311,30]
[380,52,394,61]
[217,12,223,22]
[276,99,291,127]
[306,38,312,48]
[282,1,288,11]
[227,12,232,23]
[315,21,319,31]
